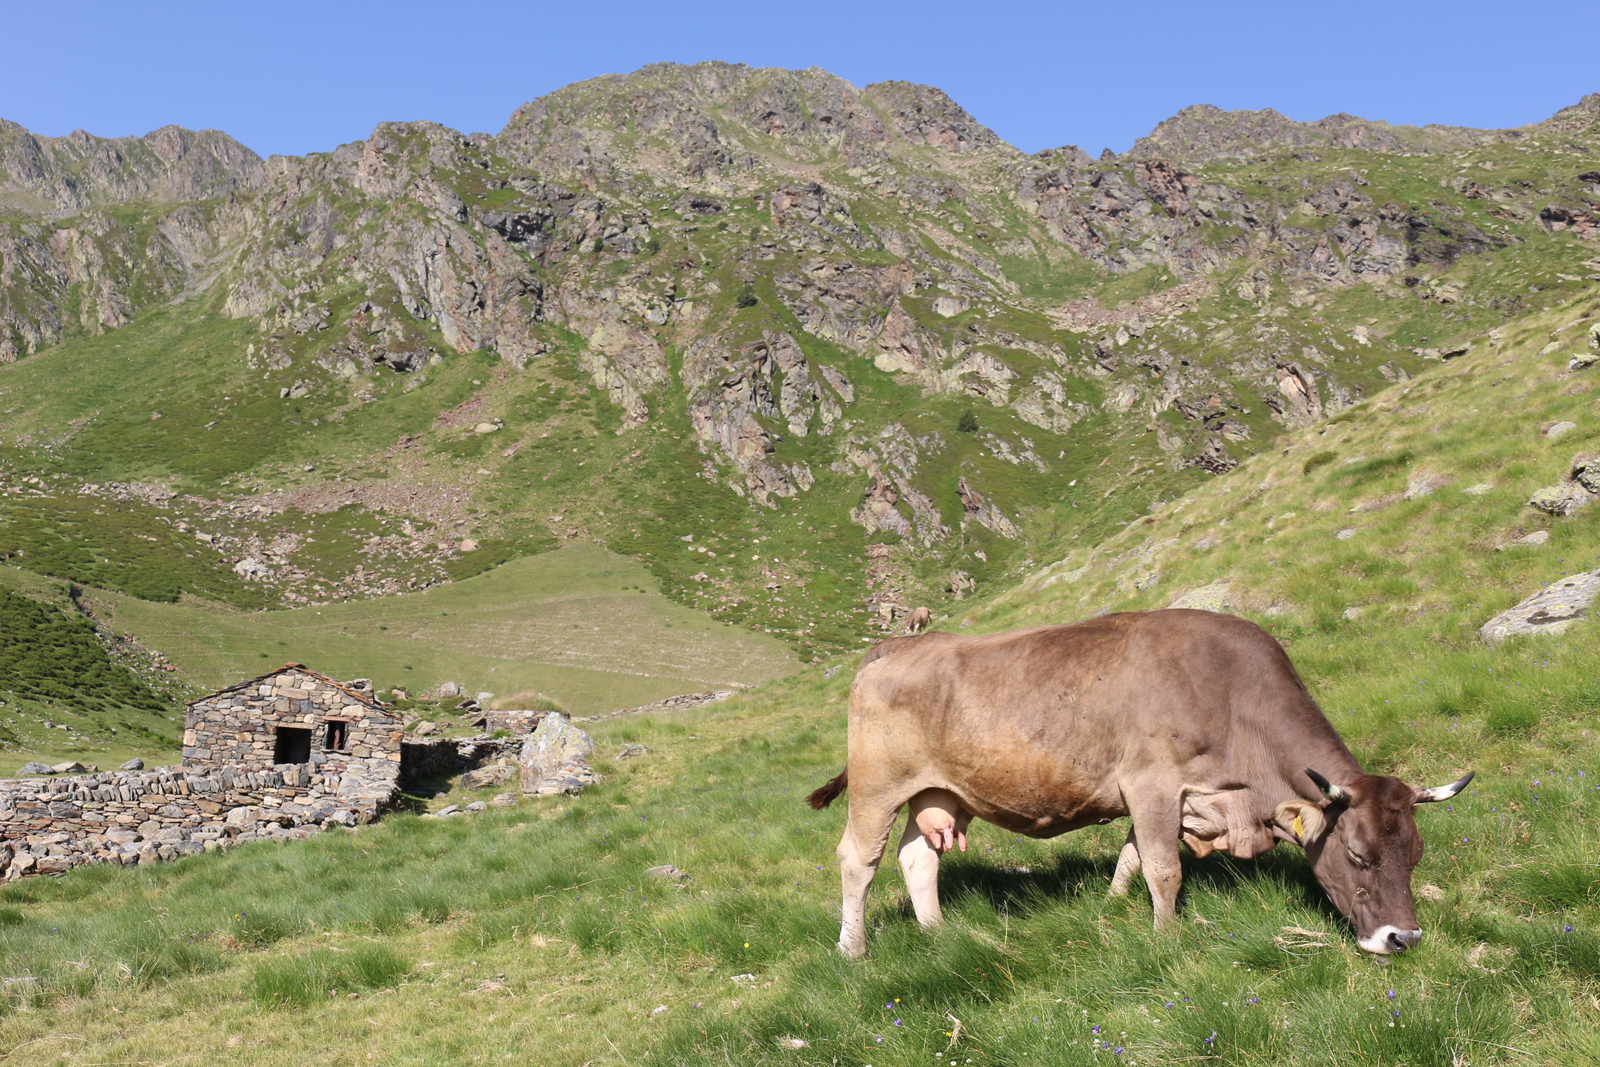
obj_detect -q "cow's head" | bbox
[1274,768,1473,954]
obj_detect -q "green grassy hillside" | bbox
[0,567,186,769]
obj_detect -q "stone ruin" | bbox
[2,665,603,881]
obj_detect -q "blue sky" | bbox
[1,0,1593,159]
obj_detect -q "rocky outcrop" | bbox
[681,332,824,502]
[1168,581,1233,612]
[1528,454,1600,516]
[1124,104,1493,165]
[958,476,1021,539]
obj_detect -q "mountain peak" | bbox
[493,61,1010,182]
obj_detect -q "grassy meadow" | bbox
[2,630,1600,1067]
[99,543,798,711]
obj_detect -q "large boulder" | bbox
[16,761,53,776]
[519,714,597,796]
[1480,571,1600,645]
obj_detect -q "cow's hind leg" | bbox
[836,799,901,959]
[1108,827,1142,896]
[1125,788,1184,929]
[897,789,972,928]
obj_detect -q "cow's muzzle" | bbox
[1359,925,1422,954]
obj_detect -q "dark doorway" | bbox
[324,721,349,751]
[273,726,312,764]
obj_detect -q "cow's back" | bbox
[848,611,1341,834]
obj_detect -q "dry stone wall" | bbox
[400,735,524,780]
[0,763,397,880]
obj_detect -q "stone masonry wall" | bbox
[0,763,399,879]
[480,710,549,736]
[184,666,401,781]
[400,736,524,781]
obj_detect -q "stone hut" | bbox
[183,665,401,786]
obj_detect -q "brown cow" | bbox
[904,606,932,634]
[809,610,1471,957]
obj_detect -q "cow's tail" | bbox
[807,768,848,810]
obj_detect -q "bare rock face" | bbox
[519,714,597,795]
[1480,571,1600,645]
[681,331,820,503]
[851,472,914,539]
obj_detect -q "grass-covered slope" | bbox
[100,542,797,710]
[0,567,184,768]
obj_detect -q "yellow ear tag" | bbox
[1292,814,1305,840]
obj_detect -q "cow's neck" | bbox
[1289,729,1366,793]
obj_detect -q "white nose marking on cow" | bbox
[1360,925,1422,954]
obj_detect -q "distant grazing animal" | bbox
[904,606,932,634]
[808,609,1471,957]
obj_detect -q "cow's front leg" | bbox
[1127,792,1184,928]
[1108,827,1142,896]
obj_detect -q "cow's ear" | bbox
[1274,799,1327,846]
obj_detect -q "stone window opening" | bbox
[323,720,350,751]
[273,726,312,765]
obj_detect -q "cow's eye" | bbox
[1345,846,1371,870]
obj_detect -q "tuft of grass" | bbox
[1302,449,1338,475]
[248,944,410,1009]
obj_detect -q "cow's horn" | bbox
[1305,768,1350,803]
[1416,770,1475,804]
